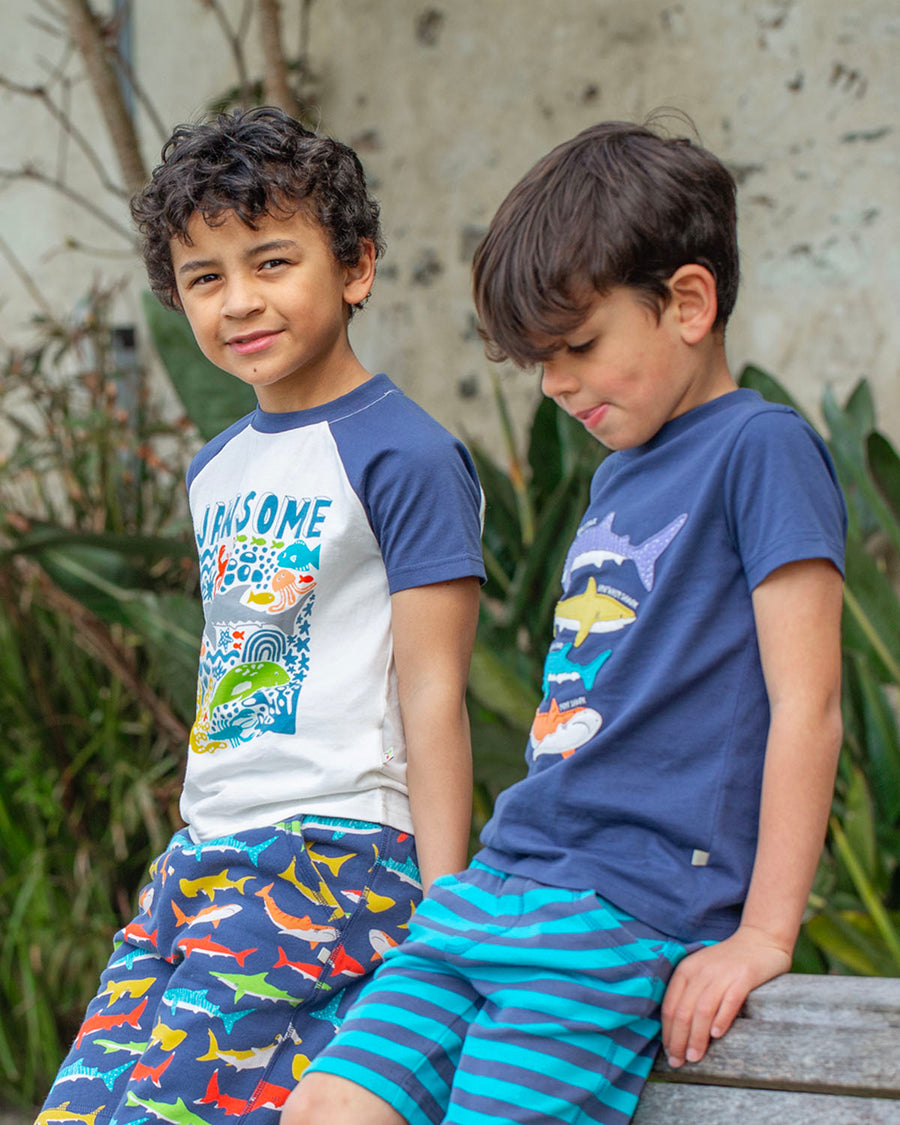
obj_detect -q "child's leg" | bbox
[39,819,419,1125]
[293,863,696,1125]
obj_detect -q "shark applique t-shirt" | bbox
[180,374,485,842]
[477,389,846,941]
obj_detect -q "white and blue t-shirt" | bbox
[181,374,485,842]
[478,389,847,942]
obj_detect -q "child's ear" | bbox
[343,238,377,306]
[668,264,718,345]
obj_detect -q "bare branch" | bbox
[60,0,147,194]
[109,50,169,147]
[0,75,129,200]
[0,234,62,325]
[258,0,303,117]
[202,0,254,108]
[0,166,137,244]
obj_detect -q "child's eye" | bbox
[190,273,219,288]
[261,258,289,270]
[566,338,596,355]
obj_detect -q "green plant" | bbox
[0,289,204,1106]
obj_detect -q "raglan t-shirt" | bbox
[477,389,847,941]
[180,373,485,842]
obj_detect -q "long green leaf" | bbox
[830,816,900,968]
[868,431,900,524]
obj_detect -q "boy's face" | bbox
[537,285,733,450]
[170,208,373,412]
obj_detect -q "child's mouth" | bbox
[228,330,282,355]
[576,404,609,429]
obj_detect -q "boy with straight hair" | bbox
[284,119,847,1125]
[38,106,484,1122]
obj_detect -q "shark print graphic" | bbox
[175,934,258,966]
[159,989,250,1035]
[55,1060,132,1092]
[542,642,611,695]
[39,820,420,1121]
[196,1069,292,1114]
[563,511,688,592]
[529,698,603,759]
[36,1105,107,1125]
[178,869,251,902]
[554,578,637,646]
[208,969,298,1005]
[198,1027,300,1071]
[255,883,341,946]
[74,999,148,1049]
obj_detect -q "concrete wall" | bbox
[2,0,897,450]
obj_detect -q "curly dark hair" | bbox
[130,106,384,315]
[472,118,739,367]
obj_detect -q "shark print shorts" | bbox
[37,817,421,1125]
[308,860,708,1125]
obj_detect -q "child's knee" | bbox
[281,1072,404,1125]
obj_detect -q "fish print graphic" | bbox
[191,500,329,755]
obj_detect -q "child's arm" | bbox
[390,576,481,891]
[661,557,843,1068]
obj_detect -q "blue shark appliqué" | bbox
[563,511,688,592]
[542,642,611,696]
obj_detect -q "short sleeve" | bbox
[330,396,485,594]
[724,408,847,591]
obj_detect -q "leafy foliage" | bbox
[0,290,200,1106]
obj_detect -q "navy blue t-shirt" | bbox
[477,389,847,941]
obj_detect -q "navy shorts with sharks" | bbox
[37,817,420,1125]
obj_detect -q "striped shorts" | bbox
[307,861,704,1125]
[37,817,420,1125]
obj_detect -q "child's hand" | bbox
[660,924,792,1068]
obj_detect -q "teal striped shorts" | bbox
[306,860,704,1124]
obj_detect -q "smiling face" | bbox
[170,208,375,412]
[538,276,735,451]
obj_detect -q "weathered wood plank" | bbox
[653,1023,899,1095]
[635,1084,900,1124]
[740,974,900,1027]
[650,973,900,1095]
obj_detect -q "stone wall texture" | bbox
[2,0,897,447]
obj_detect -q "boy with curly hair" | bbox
[38,106,484,1123]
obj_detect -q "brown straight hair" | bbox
[472,119,739,367]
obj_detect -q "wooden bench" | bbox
[635,974,900,1123]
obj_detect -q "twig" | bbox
[0,75,129,200]
[203,0,254,108]
[0,234,61,325]
[0,165,136,244]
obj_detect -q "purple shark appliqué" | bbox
[563,511,688,592]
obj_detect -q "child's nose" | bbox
[221,276,264,318]
[540,357,579,400]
